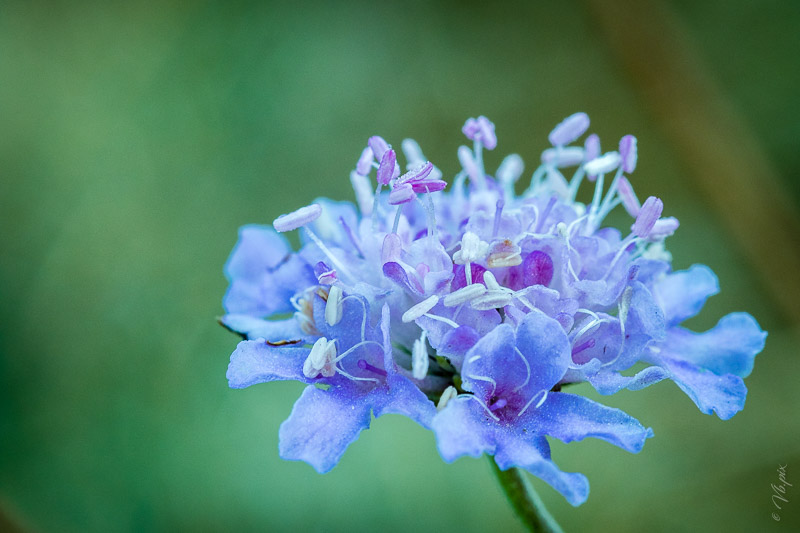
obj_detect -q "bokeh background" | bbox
[2,1,799,531]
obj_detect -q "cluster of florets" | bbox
[221,113,765,505]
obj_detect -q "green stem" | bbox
[489,457,563,533]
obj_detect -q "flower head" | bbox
[221,113,765,504]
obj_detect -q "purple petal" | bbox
[549,112,590,146]
[374,374,437,429]
[227,340,310,388]
[462,324,518,396]
[383,262,422,296]
[522,250,554,287]
[278,385,373,473]
[654,264,719,325]
[616,176,641,217]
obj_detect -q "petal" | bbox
[224,254,315,316]
[431,397,496,461]
[493,434,589,507]
[227,340,310,389]
[224,225,289,281]
[373,374,438,429]
[220,314,310,342]
[586,366,670,395]
[654,264,719,325]
[278,385,372,473]
[527,392,653,453]
[461,324,518,396]
[659,357,747,420]
[659,312,766,377]
[515,311,571,392]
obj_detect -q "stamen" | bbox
[376,149,397,186]
[368,135,390,160]
[325,285,343,326]
[496,154,524,188]
[513,347,531,392]
[412,331,429,380]
[619,134,638,173]
[492,199,504,238]
[572,338,596,355]
[631,196,664,238]
[273,203,322,233]
[533,196,557,233]
[333,340,383,363]
[357,359,388,377]
[489,397,507,411]
[350,171,374,216]
[422,312,460,328]
[303,337,337,378]
[437,386,458,411]
[453,232,489,266]
[339,216,364,257]
[401,138,426,169]
[541,146,585,167]
[549,112,590,146]
[517,390,548,418]
[457,145,484,188]
[341,294,369,342]
[487,239,522,268]
[584,151,621,176]
[466,372,497,396]
[402,295,439,323]
[444,283,487,306]
[304,227,354,280]
[468,395,500,421]
[356,146,374,176]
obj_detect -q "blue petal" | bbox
[526,392,654,453]
[220,314,310,342]
[278,385,372,473]
[660,312,766,377]
[515,311,571,392]
[224,225,289,281]
[373,375,438,429]
[493,434,590,507]
[461,324,518,396]
[586,366,669,395]
[224,254,315,316]
[226,340,310,389]
[432,397,497,461]
[654,264,719,325]
[660,357,747,420]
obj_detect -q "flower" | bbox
[221,114,765,504]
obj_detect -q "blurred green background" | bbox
[2,1,799,531]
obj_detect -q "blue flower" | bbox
[222,113,765,502]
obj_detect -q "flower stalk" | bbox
[489,457,563,533]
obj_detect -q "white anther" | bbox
[619,286,633,326]
[496,154,524,184]
[482,271,502,292]
[453,231,489,265]
[412,331,429,380]
[349,171,374,216]
[401,138,426,169]
[437,386,458,411]
[402,295,439,323]
[273,203,322,233]
[541,147,585,168]
[556,222,569,238]
[303,337,337,378]
[584,151,621,175]
[325,285,343,326]
[443,283,487,307]
[470,292,513,310]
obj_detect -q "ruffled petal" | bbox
[586,366,669,395]
[526,392,653,453]
[372,375,437,429]
[659,312,766,377]
[654,264,719,325]
[220,314,310,343]
[493,434,589,507]
[461,324,518,396]
[227,340,310,389]
[224,225,289,280]
[659,357,747,420]
[278,385,373,473]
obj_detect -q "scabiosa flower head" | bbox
[221,114,766,505]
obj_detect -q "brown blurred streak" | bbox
[586,0,800,326]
